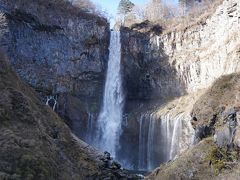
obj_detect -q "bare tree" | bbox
[132,4,146,21]
[0,13,8,37]
[144,0,178,22]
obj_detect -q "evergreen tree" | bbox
[117,0,135,15]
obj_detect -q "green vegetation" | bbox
[206,146,238,175]
[16,154,53,180]
[118,0,135,15]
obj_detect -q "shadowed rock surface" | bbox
[0,53,141,179]
[0,0,110,144]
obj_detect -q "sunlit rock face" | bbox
[0,0,110,142]
[119,0,240,171]
[121,0,240,102]
[159,0,240,93]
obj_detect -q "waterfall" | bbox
[147,114,157,170]
[96,31,124,158]
[86,113,95,143]
[138,112,194,171]
[46,96,57,111]
[138,114,149,171]
[169,113,184,159]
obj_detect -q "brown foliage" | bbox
[124,0,224,33]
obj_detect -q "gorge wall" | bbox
[0,0,110,141]
[122,0,240,101]
[0,51,140,179]
[118,0,240,170]
[1,0,240,175]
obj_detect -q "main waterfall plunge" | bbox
[84,31,194,172]
[95,31,124,158]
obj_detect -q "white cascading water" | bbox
[86,113,95,143]
[138,112,194,171]
[46,96,57,111]
[96,31,124,158]
[138,114,148,171]
[147,113,157,171]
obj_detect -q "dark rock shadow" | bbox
[117,26,187,170]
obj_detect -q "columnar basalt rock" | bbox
[121,0,240,102]
[0,0,240,175]
[0,0,110,142]
[159,0,240,94]
[119,0,240,171]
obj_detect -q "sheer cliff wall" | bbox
[0,0,110,140]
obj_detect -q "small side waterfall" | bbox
[86,113,95,143]
[147,114,158,170]
[138,115,148,170]
[138,112,194,171]
[96,31,124,158]
[46,96,57,111]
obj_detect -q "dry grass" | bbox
[162,0,224,34]
[128,0,224,34]
[6,0,108,23]
[191,73,240,128]
[146,138,217,180]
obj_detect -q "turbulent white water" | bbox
[138,112,194,171]
[96,31,124,158]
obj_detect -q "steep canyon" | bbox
[0,0,110,144]
[0,0,240,178]
[119,0,240,171]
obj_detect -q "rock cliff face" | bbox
[121,0,240,101]
[0,53,138,180]
[147,73,240,180]
[121,28,185,101]
[1,0,240,175]
[118,0,240,170]
[0,0,110,141]
[159,0,240,94]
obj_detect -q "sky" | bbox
[92,0,147,18]
[91,0,178,27]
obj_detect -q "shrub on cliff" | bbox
[5,0,108,26]
[0,13,8,37]
[122,0,224,33]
